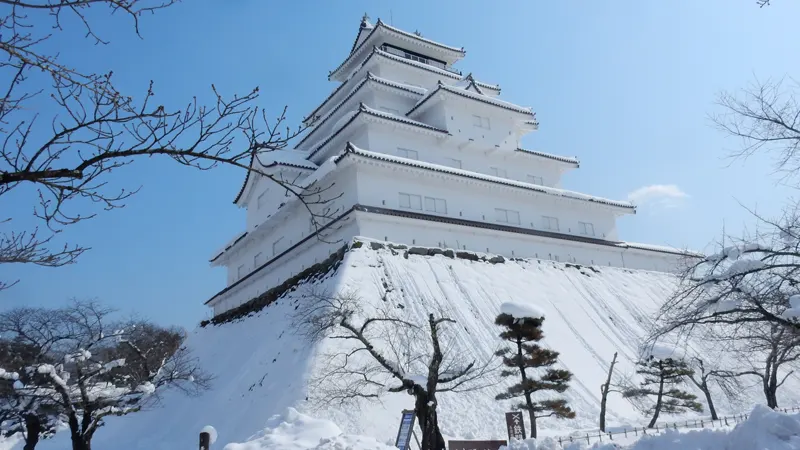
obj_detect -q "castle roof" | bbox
[232,150,317,205]
[515,148,580,167]
[407,81,534,118]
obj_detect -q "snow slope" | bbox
[29,239,800,449]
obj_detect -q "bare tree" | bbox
[599,352,618,432]
[686,357,741,420]
[0,300,211,450]
[727,323,800,409]
[0,0,338,290]
[293,291,494,450]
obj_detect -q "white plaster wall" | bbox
[209,219,359,316]
[355,212,685,273]
[350,159,621,240]
[226,166,360,284]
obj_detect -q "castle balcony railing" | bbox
[379,44,462,76]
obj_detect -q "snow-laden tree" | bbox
[653,210,800,339]
[623,349,702,428]
[685,356,741,420]
[292,290,495,450]
[0,301,210,450]
[493,306,575,439]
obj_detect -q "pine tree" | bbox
[494,312,575,438]
[623,355,703,428]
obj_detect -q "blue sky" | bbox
[2,0,798,328]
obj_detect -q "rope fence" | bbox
[553,406,800,447]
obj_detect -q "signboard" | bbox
[394,410,416,450]
[448,440,507,450]
[505,411,526,441]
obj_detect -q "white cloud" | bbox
[627,184,689,209]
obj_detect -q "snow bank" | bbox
[645,344,685,361]
[500,302,546,319]
[30,242,800,450]
[223,408,396,450]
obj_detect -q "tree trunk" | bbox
[701,381,718,420]
[67,412,91,450]
[525,391,537,439]
[648,367,665,429]
[23,414,41,450]
[599,352,618,432]
[415,392,445,450]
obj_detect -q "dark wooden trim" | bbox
[379,42,448,67]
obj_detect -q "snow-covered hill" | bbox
[31,238,800,449]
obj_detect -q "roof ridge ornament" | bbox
[361,13,370,26]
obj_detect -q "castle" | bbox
[205,16,692,316]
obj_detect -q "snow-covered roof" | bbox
[305,104,449,161]
[209,231,248,262]
[617,242,702,257]
[500,302,546,319]
[333,19,465,80]
[232,150,318,205]
[407,82,534,118]
[299,73,426,145]
[339,143,634,211]
[515,148,580,167]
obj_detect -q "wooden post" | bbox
[199,432,211,450]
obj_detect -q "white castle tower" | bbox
[206,16,691,316]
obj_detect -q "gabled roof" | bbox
[339,143,634,211]
[515,148,580,167]
[299,72,426,145]
[407,82,534,117]
[333,19,465,80]
[305,103,450,161]
[232,151,317,205]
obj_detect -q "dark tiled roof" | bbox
[515,148,580,166]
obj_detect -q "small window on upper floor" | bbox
[424,196,447,214]
[542,216,559,231]
[257,189,269,209]
[237,264,246,279]
[272,237,284,256]
[473,115,491,129]
[399,193,422,210]
[397,148,419,160]
[579,221,595,236]
[405,52,429,64]
[490,167,507,178]
[527,175,544,185]
[495,208,521,225]
[444,158,462,169]
[254,252,263,268]
[380,106,400,116]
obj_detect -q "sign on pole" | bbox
[505,411,526,441]
[394,410,416,450]
[448,440,507,450]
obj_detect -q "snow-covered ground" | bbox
[21,239,800,449]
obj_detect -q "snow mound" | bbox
[645,344,685,361]
[500,302,546,319]
[224,408,396,450]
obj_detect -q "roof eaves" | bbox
[376,20,466,55]
[345,147,633,210]
[515,148,580,166]
[439,84,533,115]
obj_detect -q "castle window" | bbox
[396,148,419,160]
[527,175,543,185]
[237,264,246,279]
[399,193,422,210]
[424,197,447,214]
[405,52,429,64]
[495,208,520,225]
[489,167,507,178]
[272,237,284,256]
[579,221,595,236]
[380,106,400,115]
[473,115,491,129]
[254,252,263,267]
[444,158,462,169]
[542,216,559,231]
